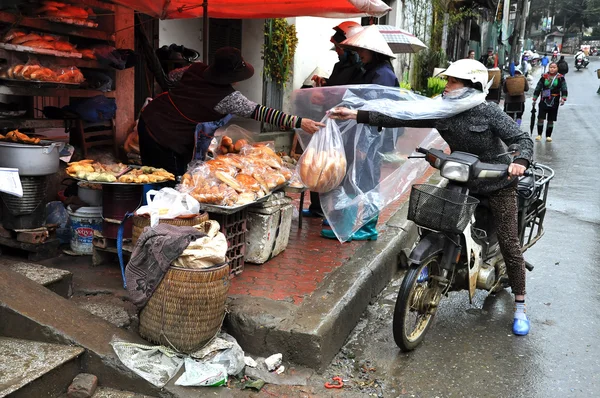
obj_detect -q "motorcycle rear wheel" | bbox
[393,256,442,352]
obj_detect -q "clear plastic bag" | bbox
[291,85,456,242]
[297,118,346,193]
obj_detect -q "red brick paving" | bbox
[229,169,436,304]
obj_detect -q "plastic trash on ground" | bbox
[175,359,227,387]
[136,187,200,227]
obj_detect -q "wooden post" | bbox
[114,5,135,148]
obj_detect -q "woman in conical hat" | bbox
[338,25,399,87]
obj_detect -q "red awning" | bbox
[110,0,391,19]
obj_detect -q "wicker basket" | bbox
[505,75,526,96]
[488,69,501,89]
[139,263,230,353]
[597,69,600,79]
[132,212,209,246]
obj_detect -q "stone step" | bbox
[0,337,84,397]
[2,260,73,298]
[92,387,156,398]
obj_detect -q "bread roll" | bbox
[12,34,42,45]
[21,40,55,50]
[235,174,261,192]
[215,170,243,192]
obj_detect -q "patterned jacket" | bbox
[533,73,568,103]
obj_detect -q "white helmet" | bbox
[333,21,364,41]
[440,59,489,92]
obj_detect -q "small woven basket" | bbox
[132,212,209,246]
[505,75,526,96]
[597,69,600,79]
[139,263,230,353]
[488,69,501,89]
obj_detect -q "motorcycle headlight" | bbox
[441,161,470,182]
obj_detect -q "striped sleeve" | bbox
[251,105,302,129]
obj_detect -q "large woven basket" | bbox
[139,263,230,353]
[505,75,526,96]
[132,212,209,246]
[488,69,501,89]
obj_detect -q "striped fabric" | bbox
[252,105,302,129]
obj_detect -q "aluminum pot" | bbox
[0,140,62,176]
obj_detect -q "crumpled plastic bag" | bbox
[190,332,245,376]
[136,187,200,227]
[175,359,227,387]
[172,220,228,269]
[110,339,184,388]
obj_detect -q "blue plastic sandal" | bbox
[512,316,530,336]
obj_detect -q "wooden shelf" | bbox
[0,48,105,70]
[0,12,114,43]
[0,119,66,129]
[0,85,115,98]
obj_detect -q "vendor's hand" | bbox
[301,118,325,134]
[560,98,566,106]
[328,107,358,120]
[532,98,537,103]
[508,162,527,177]
[311,75,327,87]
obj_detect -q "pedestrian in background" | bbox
[467,50,475,60]
[532,62,568,142]
[557,55,569,75]
[503,69,529,127]
[540,53,549,73]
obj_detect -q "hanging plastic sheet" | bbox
[291,85,485,241]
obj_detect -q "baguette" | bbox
[21,40,55,50]
[12,33,42,45]
[215,170,243,192]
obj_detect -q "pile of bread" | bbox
[180,144,293,207]
[298,148,346,193]
[2,63,84,83]
[0,129,41,145]
[67,160,175,184]
[2,29,95,59]
[36,1,97,27]
[217,135,248,155]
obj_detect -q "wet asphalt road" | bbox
[309,57,600,397]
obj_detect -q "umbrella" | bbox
[375,25,427,54]
[530,106,537,135]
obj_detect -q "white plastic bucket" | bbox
[68,206,103,255]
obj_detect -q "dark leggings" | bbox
[138,117,190,176]
[488,186,526,296]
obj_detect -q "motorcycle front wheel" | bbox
[392,256,443,352]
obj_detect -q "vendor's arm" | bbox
[488,105,533,170]
[215,91,324,133]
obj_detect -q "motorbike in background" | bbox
[392,146,554,351]
[551,50,559,63]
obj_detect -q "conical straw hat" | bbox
[339,25,395,59]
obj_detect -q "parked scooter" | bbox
[392,145,554,351]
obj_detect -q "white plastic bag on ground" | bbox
[110,340,184,388]
[136,187,200,227]
[190,332,245,376]
[297,118,346,193]
[175,359,227,387]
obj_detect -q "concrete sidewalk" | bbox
[224,170,438,371]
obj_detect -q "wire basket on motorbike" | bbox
[408,184,479,234]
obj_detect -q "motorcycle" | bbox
[575,58,584,71]
[392,146,554,351]
[551,51,559,63]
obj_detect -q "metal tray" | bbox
[196,182,289,214]
[0,77,80,88]
[70,176,171,186]
[0,43,82,59]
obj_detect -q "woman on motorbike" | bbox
[329,59,534,336]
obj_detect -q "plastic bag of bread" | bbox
[297,119,346,193]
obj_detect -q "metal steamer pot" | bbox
[0,140,62,176]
